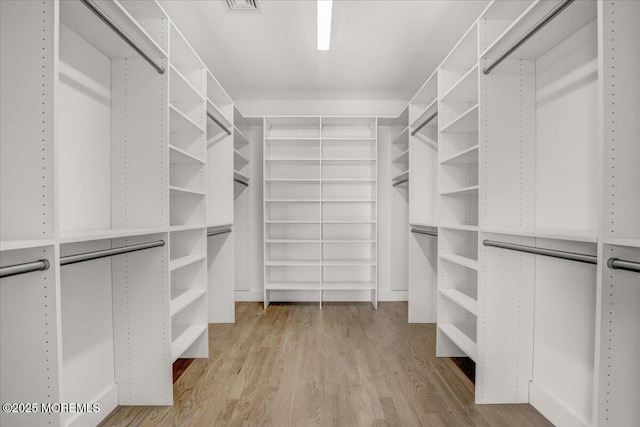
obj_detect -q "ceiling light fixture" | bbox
[317,0,332,51]
[225,0,257,11]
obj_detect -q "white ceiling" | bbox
[159,0,489,103]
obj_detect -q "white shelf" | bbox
[438,324,477,361]
[393,149,409,164]
[440,288,478,316]
[207,221,234,229]
[322,260,376,266]
[58,228,166,244]
[265,239,321,243]
[391,127,409,146]
[266,221,320,224]
[440,254,479,271]
[265,199,320,203]
[170,224,206,233]
[170,104,205,134]
[410,98,438,130]
[266,158,320,162]
[322,179,376,183]
[170,64,204,103]
[440,104,478,134]
[410,221,439,228]
[206,99,232,134]
[265,137,320,141]
[392,171,409,182]
[440,224,479,232]
[265,179,320,183]
[440,185,479,196]
[602,238,640,249]
[322,240,376,243]
[171,324,207,362]
[322,200,376,203]
[234,171,250,184]
[265,283,321,290]
[265,260,321,266]
[321,137,376,141]
[322,221,376,224]
[170,289,206,317]
[234,149,249,165]
[323,282,377,290]
[0,239,55,252]
[169,185,205,197]
[169,144,205,164]
[169,253,206,272]
[482,227,598,244]
[207,69,232,109]
[440,145,479,165]
[440,64,478,104]
[234,126,250,148]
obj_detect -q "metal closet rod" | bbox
[0,259,50,279]
[411,228,438,237]
[207,111,232,135]
[608,258,640,274]
[234,178,249,187]
[410,111,438,136]
[61,240,165,266]
[80,0,165,74]
[208,228,232,237]
[393,177,409,187]
[482,0,575,75]
[483,239,596,265]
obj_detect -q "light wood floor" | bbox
[100,302,552,426]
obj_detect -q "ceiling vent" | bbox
[226,0,257,10]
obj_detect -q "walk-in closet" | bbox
[1,0,638,425]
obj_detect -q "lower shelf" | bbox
[171,324,207,362]
[439,288,478,316]
[438,323,477,362]
[265,283,321,291]
[170,289,206,317]
[322,282,376,290]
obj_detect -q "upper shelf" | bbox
[481,0,597,64]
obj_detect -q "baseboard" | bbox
[66,383,118,427]
[529,381,589,427]
[235,289,408,303]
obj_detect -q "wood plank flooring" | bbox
[100,302,552,426]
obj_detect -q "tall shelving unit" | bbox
[263,117,377,308]
[436,22,480,365]
[167,22,209,364]
[233,108,253,294]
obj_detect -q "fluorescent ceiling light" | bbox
[317,0,332,51]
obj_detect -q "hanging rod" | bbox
[208,228,232,237]
[0,259,50,279]
[234,178,249,187]
[482,0,575,75]
[393,177,409,187]
[411,228,438,237]
[608,258,640,274]
[206,111,232,135]
[411,111,438,136]
[483,239,596,265]
[80,0,165,74]
[61,240,165,266]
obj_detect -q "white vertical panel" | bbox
[0,0,56,241]
[408,233,437,323]
[112,234,172,405]
[208,232,235,323]
[0,246,62,427]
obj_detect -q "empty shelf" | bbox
[440,288,478,316]
[440,145,479,165]
[440,254,479,271]
[170,254,206,271]
[170,289,206,317]
[438,324,477,361]
[440,185,479,196]
[169,144,205,164]
[170,185,206,196]
[265,283,321,290]
[171,324,207,362]
[170,104,205,134]
[440,104,478,134]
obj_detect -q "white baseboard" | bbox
[529,381,589,427]
[67,383,118,427]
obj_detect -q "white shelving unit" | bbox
[264,117,378,308]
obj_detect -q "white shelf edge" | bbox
[440,253,479,271]
[439,103,479,134]
[234,149,249,164]
[58,228,166,244]
[440,224,479,232]
[391,127,410,146]
[0,239,56,252]
[169,253,206,272]
[169,144,205,164]
[438,324,477,361]
[171,324,207,362]
[170,288,206,317]
[440,185,479,196]
[392,149,410,164]
[170,64,205,102]
[482,227,598,244]
[602,237,640,248]
[169,104,206,134]
[439,64,479,103]
[169,185,205,196]
[170,224,206,233]
[409,97,439,129]
[440,288,478,316]
[392,171,409,182]
[440,144,479,164]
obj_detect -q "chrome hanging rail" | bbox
[61,240,165,266]
[410,111,438,136]
[206,111,232,136]
[482,0,575,75]
[208,228,232,237]
[80,0,165,74]
[0,259,50,279]
[393,177,409,187]
[607,258,640,274]
[411,228,438,237]
[234,177,249,187]
[483,239,596,265]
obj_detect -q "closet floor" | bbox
[100,302,551,426]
